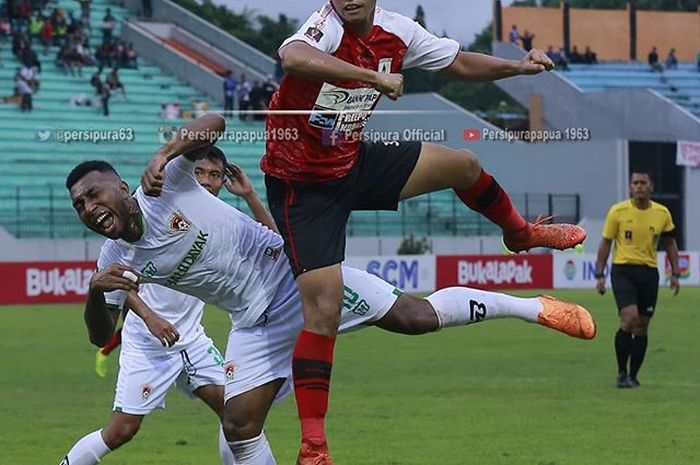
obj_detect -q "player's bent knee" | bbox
[222,411,263,441]
[103,418,141,449]
[457,148,482,184]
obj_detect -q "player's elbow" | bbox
[279,43,307,74]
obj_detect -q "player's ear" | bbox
[120,180,131,197]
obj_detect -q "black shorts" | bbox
[266,141,422,277]
[610,264,660,317]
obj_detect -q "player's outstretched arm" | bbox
[441,49,555,82]
[594,238,612,295]
[125,292,180,347]
[224,162,279,233]
[142,114,226,196]
[85,264,138,347]
[280,41,404,100]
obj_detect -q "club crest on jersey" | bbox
[168,211,191,233]
[378,58,393,74]
[141,385,152,399]
[305,26,324,42]
[224,362,236,380]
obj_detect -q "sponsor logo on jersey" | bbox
[166,231,209,286]
[304,26,324,42]
[168,211,191,233]
[308,59,392,133]
[141,385,152,398]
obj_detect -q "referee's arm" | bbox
[663,232,681,296]
[595,238,613,295]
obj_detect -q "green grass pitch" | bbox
[1,288,698,465]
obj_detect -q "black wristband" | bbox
[594,272,605,279]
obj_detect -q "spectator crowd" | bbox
[1,0,138,115]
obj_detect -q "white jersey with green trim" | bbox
[97,156,290,329]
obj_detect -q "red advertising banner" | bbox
[436,255,553,290]
[0,261,96,305]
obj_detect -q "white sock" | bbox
[228,432,276,465]
[219,427,237,465]
[425,287,543,328]
[60,430,111,465]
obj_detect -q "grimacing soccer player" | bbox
[65,114,595,465]
[59,148,270,465]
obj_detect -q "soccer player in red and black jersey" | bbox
[261,2,587,463]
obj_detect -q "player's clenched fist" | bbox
[90,264,139,293]
[518,48,555,75]
[374,73,404,100]
[141,154,168,197]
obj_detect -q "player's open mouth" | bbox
[344,3,362,12]
[95,210,115,231]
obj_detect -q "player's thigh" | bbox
[338,266,402,333]
[194,384,225,420]
[174,332,226,416]
[296,264,344,331]
[114,348,183,415]
[635,266,660,319]
[265,174,352,277]
[399,143,482,200]
[350,141,421,211]
[611,265,639,312]
[223,294,303,409]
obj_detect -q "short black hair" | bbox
[66,160,119,190]
[203,145,228,168]
[630,170,653,183]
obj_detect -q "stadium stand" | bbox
[565,62,700,117]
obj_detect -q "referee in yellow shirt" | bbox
[595,171,680,388]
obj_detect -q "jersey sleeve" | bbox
[402,21,461,71]
[163,155,200,194]
[279,5,343,55]
[96,242,128,310]
[662,208,675,233]
[601,206,618,240]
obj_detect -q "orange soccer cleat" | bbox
[537,295,597,340]
[503,216,586,253]
[297,442,335,465]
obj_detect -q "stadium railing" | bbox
[0,186,580,239]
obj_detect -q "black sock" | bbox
[629,334,649,379]
[615,329,633,374]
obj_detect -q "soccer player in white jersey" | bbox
[58,148,274,465]
[66,114,595,465]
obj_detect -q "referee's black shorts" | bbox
[266,141,422,277]
[610,264,660,317]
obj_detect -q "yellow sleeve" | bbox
[662,208,675,233]
[602,206,617,240]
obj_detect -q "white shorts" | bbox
[223,266,401,403]
[114,330,225,415]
